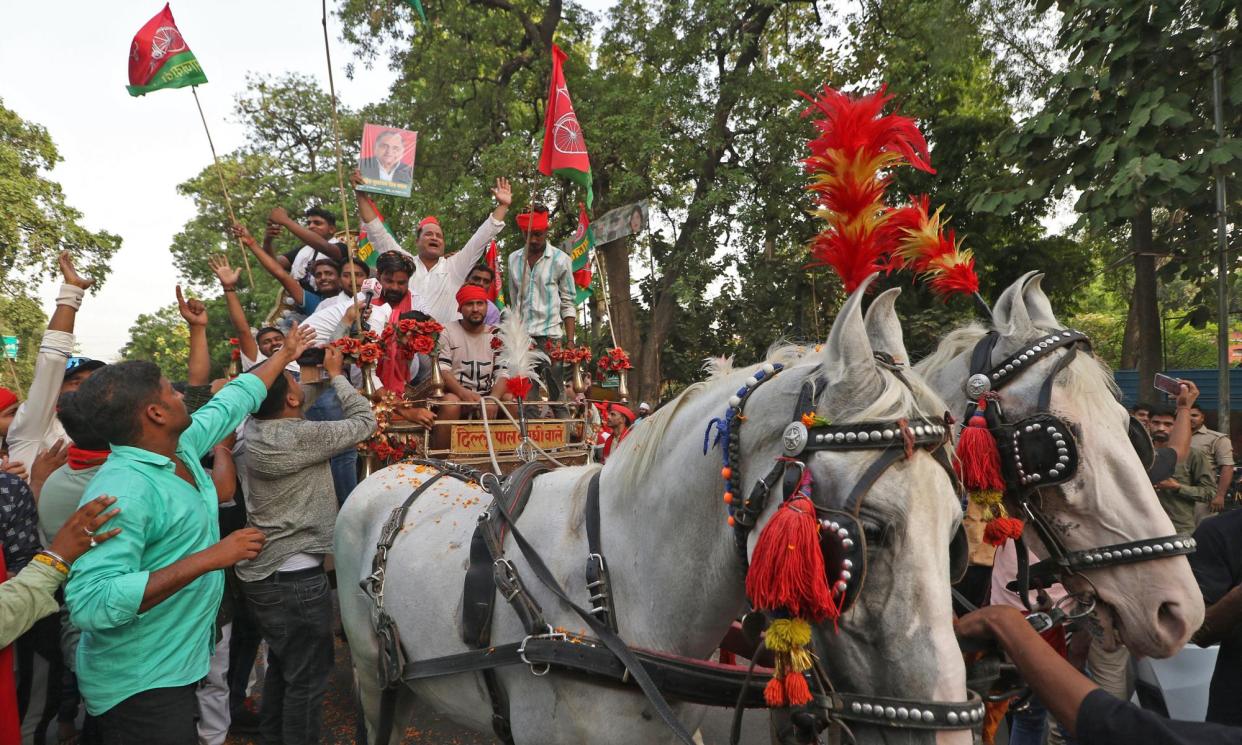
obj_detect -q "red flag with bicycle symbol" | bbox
[538,44,593,208]
[127,4,208,97]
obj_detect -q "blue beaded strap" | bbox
[701,363,784,521]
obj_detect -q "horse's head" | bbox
[917,271,1203,658]
[730,276,970,743]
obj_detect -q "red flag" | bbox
[126,4,208,96]
[538,45,593,207]
[485,239,503,304]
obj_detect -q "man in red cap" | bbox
[436,285,512,430]
[352,171,513,325]
[508,204,577,406]
[598,403,635,461]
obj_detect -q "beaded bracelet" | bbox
[32,551,69,576]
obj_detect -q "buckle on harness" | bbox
[517,630,567,676]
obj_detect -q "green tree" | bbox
[0,295,48,393]
[0,98,122,295]
[974,0,1242,392]
[121,305,191,380]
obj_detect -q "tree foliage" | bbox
[120,305,190,380]
[0,295,48,393]
[0,98,122,296]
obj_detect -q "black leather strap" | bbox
[486,476,699,745]
[1014,534,1199,592]
[584,473,617,631]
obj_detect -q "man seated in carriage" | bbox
[435,285,513,431]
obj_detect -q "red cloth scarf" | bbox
[373,292,415,393]
[68,446,110,470]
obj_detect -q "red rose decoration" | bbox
[411,335,435,355]
[358,344,382,363]
[491,335,503,350]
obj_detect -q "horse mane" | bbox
[916,321,1122,423]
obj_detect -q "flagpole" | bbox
[191,86,256,289]
[321,0,357,297]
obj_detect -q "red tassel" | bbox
[746,497,836,622]
[956,400,1004,491]
[764,676,787,707]
[506,376,533,399]
[983,516,1025,547]
[783,672,813,706]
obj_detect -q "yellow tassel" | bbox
[766,618,812,653]
[969,489,1003,508]
[788,647,813,672]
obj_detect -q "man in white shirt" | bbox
[351,171,513,324]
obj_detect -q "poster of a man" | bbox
[358,123,417,197]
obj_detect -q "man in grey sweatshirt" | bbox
[236,345,376,745]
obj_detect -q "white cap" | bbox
[638,402,651,412]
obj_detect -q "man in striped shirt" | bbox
[507,205,576,406]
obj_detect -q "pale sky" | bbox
[2,1,401,359]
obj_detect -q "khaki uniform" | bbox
[1191,426,1234,522]
[1156,448,1215,534]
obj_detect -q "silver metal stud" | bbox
[834,432,846,443]
[841,570,852,581]
[1122,548,1133,558]
[883,429,895,440]
[842,538,854,549]
[870,430,882,441]
[835,580,848,593]
[1084,554,1095,563]
[1154,544,1165,553]
[858,432,870,443]
[846,431,857,442]
[885,707,897,719]
[923,711,935,723]
[843,559,854,569]
[1142,546,1153,554]
[838,528,849,539]
[897,707,909,720]
[852,702,863,713]
[947,712,959,725]
[1162,542,1175,551]
[1174,540,1184,549]
[1031,473,1042,482]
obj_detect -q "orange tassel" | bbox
[956,400,1003,491]
[983,516,1025,547]
[764,676,787,707]
[746,496,836,622]
[783,671,812,706]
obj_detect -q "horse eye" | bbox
[862,523,886,545]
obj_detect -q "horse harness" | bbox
[361,355,988,745]
[960,329,1198,605]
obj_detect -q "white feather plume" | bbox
[702,355,735,380]
[497,308,547,382]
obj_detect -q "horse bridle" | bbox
[962,328,1198,602]
[712,358,987,733]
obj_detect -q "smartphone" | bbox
[1153,372,1183,397]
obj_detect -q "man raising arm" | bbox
[64,311,315,744]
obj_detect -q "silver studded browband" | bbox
[783,418,948,455]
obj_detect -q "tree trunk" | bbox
[1132,204,1162,395]
[1120,289,1140,369]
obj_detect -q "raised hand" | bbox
[31,439,70,486]
[59,250,94,290]
[50,495,122,564]
[492,177,513,207]
[280,324,317,362]
[350,169,365,189]
[323,344,345,378]
[176,285,208,327]
[264,221,282,242]
[268,206,291,226]
[208,255,242,290]
[231,222,258,248]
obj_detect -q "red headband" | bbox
[456,284,489,307]
[611,404,635,424]
[515,210,549,233]
[0,387,15,412]
[418,216,440,232]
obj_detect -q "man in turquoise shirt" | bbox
[65,326,313,745]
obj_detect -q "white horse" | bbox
[336,277,972,745]
[916,271,1204,658]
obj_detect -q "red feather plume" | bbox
[891,194,980,299]
[800,86,934,292]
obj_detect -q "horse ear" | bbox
[991,270,1039,335]
[824,274,883,401]
[1021,273,1060,328]
[864,287,909,365]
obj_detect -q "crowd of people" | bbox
[0,173,1238,745]
[0,170,639,745]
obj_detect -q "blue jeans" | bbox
[304,387,358,505]
[241,567,334,745]
[1009,695,1074,745]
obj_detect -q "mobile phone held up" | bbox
[1153,372,1183,398]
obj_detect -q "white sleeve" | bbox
[447,216,503,286]
[362,218,414,260]
[8,297,80,469]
